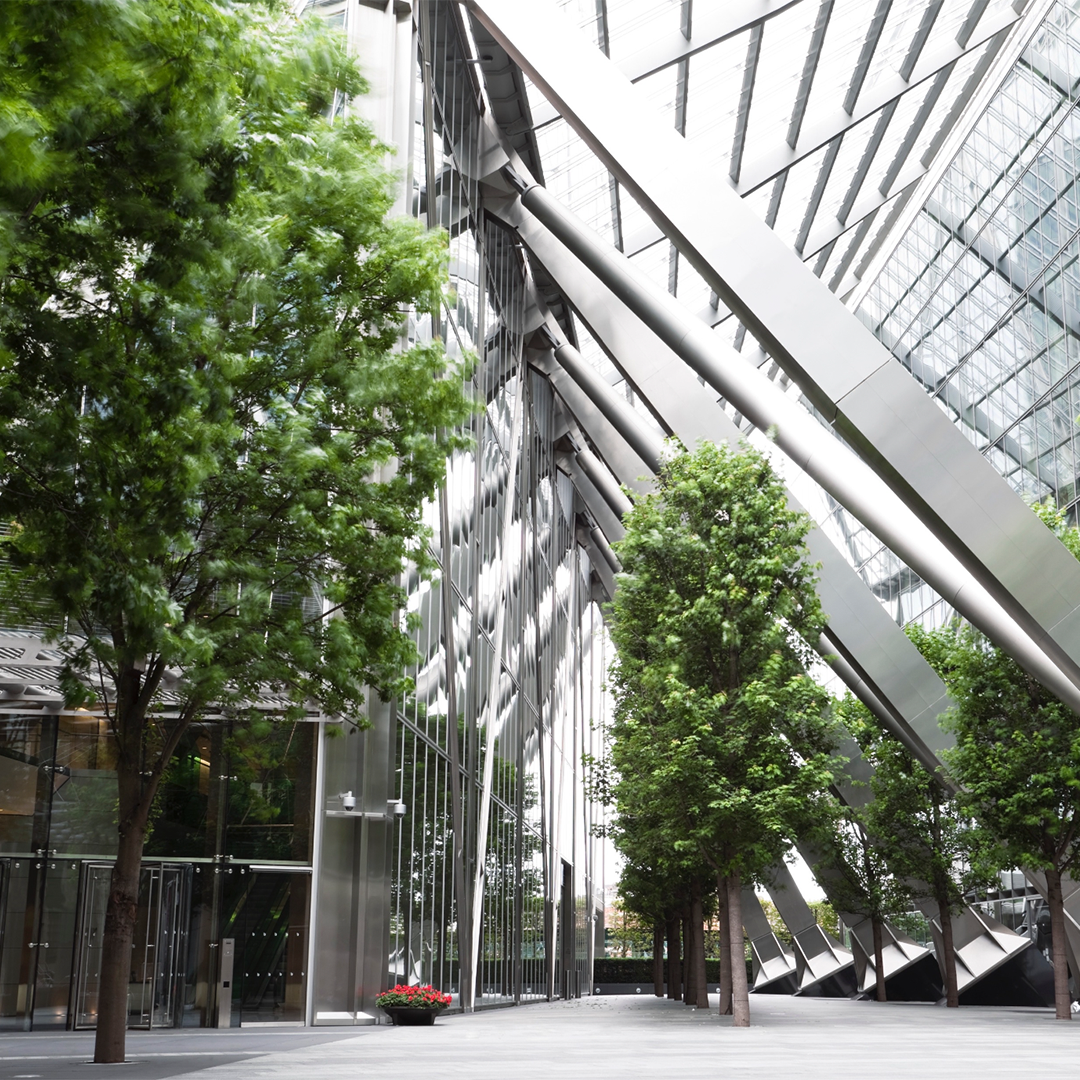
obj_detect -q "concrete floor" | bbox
[2,995,1079,1080]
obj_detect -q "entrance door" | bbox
[73,862,189,1029]
[220,867,309,1024]
[560,861,575,1000]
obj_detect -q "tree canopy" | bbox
[905,501,1080,1019]
[0,0,471,1059]
[606,440,837,1023]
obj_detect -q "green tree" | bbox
[904,502,1080,1021]
[911,618,1080,1020]
[808,792,910,1002]
[606,441,837,1026]
[839,693,988,1008]
[0,0,471,1060]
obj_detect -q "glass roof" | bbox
[478,0,1048,626]
[516,0,1023,320]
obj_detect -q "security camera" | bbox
[341,791,356,812]
[389,800,406,818]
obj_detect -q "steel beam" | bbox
[730,23,764,185]
[835,100,897,227]
[843,0,893,116]
[489,175,1080,717]
[469,0,1080,712]
[787,0,834,149]
[794,136,843,254]
[486,185,962,769]
[762,861,856,996]
[736,6,1018,193]
[742,888,799,993]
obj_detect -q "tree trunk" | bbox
[871,917,887,1002]
[1045,866,1072,1020]
[691,881,708,1009]
[717,875,732,1015]
[653,921,664,997]
[95,826,141,1061]
[682,908,696,1005]
[94,663,170,1064]
[937,899,959,1008]
[726,871,749,1027]
[94,726,154,1065]
[666,914,682,1001]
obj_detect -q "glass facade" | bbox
[388,2,606,1007]
[0,711,315,1029]
[0,0,609,1031]
[855,0,1080,626]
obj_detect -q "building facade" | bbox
[6,0,1080,1029]
[0,0,608,1030]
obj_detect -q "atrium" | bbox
[2,0,1080,1037]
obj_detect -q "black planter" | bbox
[381,1006,441,1026]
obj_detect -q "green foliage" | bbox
[837,692,990,915]
[0,0,472,737]
[808,900,841,941]
[911,620,1080,880]
[758,898,792,946]
[759,897,840,944]
[605,898,655,958]
[606,441,838,895]
[808,791,909,930]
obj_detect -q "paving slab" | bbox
[3,995,1080,1080]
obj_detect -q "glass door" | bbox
[73,862,189,1029]
[221,867,309,1024]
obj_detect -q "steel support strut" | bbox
[468,0,1080,717]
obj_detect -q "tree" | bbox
[839,693,988,1008]
[606,441,837,1025]
[808,792,910,1002]
[905,503,1080,1021]
[912,620,1080,1020]
[0,0,471,1061]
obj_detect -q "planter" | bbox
[381,1006,441,1026]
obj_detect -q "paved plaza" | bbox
[1,995,1077,1080]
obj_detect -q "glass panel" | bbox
[225,722,316,863]
[221,868,309,1024]
[0,716,55,855]
[73,863,190,1030]
[30,857,80,1029]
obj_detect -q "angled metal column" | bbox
[761,862,856,996]
[484,182,958,766]
[479,173,1080,717]
[469,0,1080,713]
[742,887,799,994]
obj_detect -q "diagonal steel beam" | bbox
[485,175,963,769]
[956,0,992,48]
[730,22,765,184]
[788,0,835,148]
[736,5,1019,193]
[844,0,892,115]
[794,136,843,254]
[468,0,1080,710]
[836,99,898,226]
[878,64,953,196]
[900,0,945,81]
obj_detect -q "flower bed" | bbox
[375,984,453,1010]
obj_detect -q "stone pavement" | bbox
[3,994,1079,1080]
